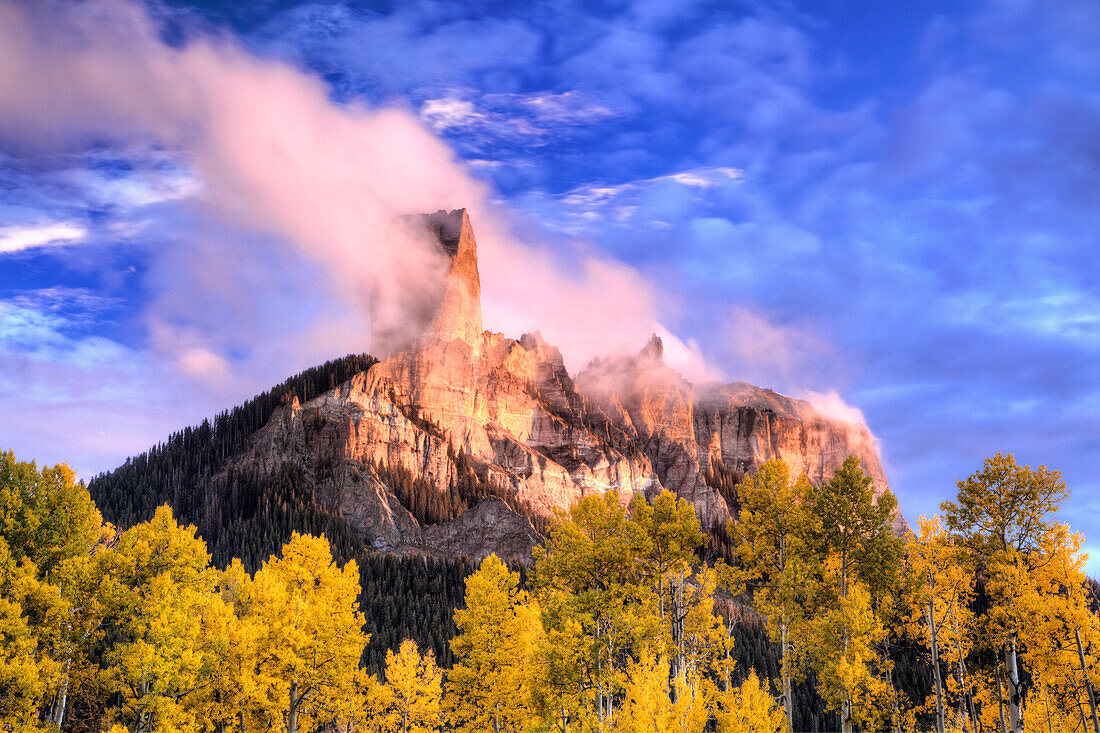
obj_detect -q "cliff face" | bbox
[232,211,905,563]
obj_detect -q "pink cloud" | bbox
[0,0,732,476]
[0,0,678,375]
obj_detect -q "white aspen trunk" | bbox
[1076,627,1100,733]
[50,658,70,726]
[926,602,945,733]
[997,666,1009,733]
[134,677,150,733]
[595,611,604,726]
[781,617,793,733]
[287,680,298,733]
[1005,638,1024,733]
[956,661,972,732]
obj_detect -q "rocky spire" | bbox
[640,333,664,361]
[423,208,483,344]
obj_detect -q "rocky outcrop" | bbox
[229,211,905,563]
[421,496,542,564]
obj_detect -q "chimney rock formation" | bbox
[423,208,483,344]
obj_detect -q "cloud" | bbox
[0,0,717,474]
[420,90,617,145]
[718,306,835,389]
[0,1,480,349]
[802,389,868,427]
[0,222,86,253]
[420,98,483,131]
[177,346,231,381]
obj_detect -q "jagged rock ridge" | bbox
[225,210,906,562]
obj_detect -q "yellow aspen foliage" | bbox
[351,670,395,733]
[530,613,594,733]
[712,671,786,733]
[383,639,442,733]
[0,585,51,728]
[613,650,674,733]
[250,532,368,733]
[904,515,977,733]
[806,577,893,733]
[730,459,817,731]
[445,554,541,733]
[0,451,103,578]
[1012,525,1100,732]
[94,506,229,732]
[203,559,268,731]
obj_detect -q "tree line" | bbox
[4,447,1099,731]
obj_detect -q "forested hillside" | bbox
[85,354,474,670]
[89,353,378,533]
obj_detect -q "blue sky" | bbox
[1,0,1098,568]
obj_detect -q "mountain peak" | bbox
[641,333,663,362]
[422,208,483,345]
[425,208,469,256]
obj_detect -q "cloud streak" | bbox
[0,222,87,253]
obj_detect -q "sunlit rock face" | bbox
[236,212,906,563]
[692,382,906,535]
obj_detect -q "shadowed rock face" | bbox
[232,211,906,563]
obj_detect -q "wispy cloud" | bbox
[0,222,86,253]
[419,90,618,149]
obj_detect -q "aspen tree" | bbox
[445,554,541,733]
[712,671,786,733]
[629,490,707,703]
[729,460,816,732]
[531,612,592,733]
[532,491,655,726]
[905,515,978,733]
[942,453,1070,733]
[383,639,442,733]
[1014,524,1100,732]
[0,539,60,730]
[94,506,228,731]
[810,456,903,733]
[0,451,105,728]
[250,532,368,733]
[613,650,674,732]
